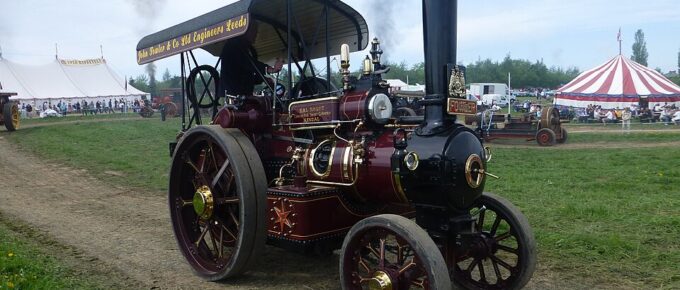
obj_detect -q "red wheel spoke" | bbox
[492,258,503,281]
[410,278,426,288]
[477,209,486,231]
[198,150,207,173]
[495,231,512,242]
[466,258,480,273]
[366,244,381,261]
[211,158,230,189]
[180,199,193,207]
[478,260,487,283]
[215,197,240,205]
[379,238,386,267]
[218,225,224,258]
[195,224,210,246]
[497,244,518,254]
[490,255,514,271]
[398,258,416,275]
[228,210,240,228]
[490,215,501,236]
[358,258,371,274]
[221,224,238,241]
[209,226,219,256]
[185,156,202,174]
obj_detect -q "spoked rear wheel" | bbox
[340,214,451,290]
[169,126,266,281]
[450,193,536,290]
[3,102,19,131]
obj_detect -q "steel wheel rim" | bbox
[170,134,241,274]
[451,203,527,289]
[344,227,432,290]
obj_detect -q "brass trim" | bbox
[307,163,360,187]
[403,152,419,171]
[309,139,336,179]
[342,147,352,180]
[484,146,492,162]
[465,154,484,188]
[391,172,409,203]
[291,124,338,131]
[287,96,340,113]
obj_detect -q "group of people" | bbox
[650,103,680,125]
[18,98,149,119]
[570,103,680,132]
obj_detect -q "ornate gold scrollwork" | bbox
[448,66,466,98]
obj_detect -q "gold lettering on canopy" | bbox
[60,58,106,65]
[137,14,250,64]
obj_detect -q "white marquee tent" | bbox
[0,57,148,106]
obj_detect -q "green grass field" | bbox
[2,115,680,288]
[0,221,99,290]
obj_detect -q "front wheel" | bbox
[340,214,451,290]
[449,193,536,290]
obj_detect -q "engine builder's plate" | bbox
[447,98,477,115]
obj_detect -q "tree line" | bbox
[131,28,680,97]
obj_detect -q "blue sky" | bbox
[1,0,679,80]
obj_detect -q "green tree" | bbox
[130,74,150,93]
[631,29,649,66]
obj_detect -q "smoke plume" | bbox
[126,0,168,34]
[368,1,400,59]
[146,62,157,83]
[126,0,168,20]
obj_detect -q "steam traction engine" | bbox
[137,0,536,289]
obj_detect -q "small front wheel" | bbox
[340,214,451,290]
[449,193,536,290]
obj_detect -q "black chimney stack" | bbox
[418,0,457,135]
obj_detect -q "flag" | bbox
[125,76,128,91]
[617,28,621,42]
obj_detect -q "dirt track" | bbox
[0,134,341,290]
[0,125,649,289]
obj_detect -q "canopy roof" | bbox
[136,0,369,64]
[555,55,680,108]
[0,57,147,101]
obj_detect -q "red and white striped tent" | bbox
[554,55,680,109]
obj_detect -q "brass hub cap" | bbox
[193,185,214,219]
[368,271,393,290]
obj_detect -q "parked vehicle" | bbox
[136,0,536,289]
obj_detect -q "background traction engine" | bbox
[0,91,20,131]
[155,0,537,289]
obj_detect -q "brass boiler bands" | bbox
[300,134,408,205]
